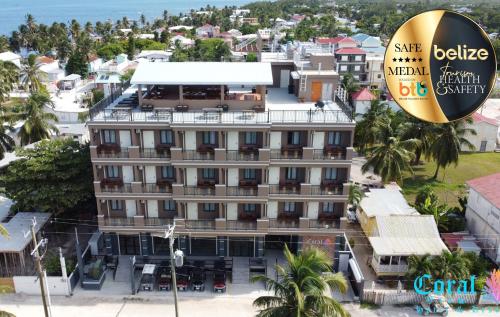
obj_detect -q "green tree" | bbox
[429,118,476,179]
[414,185,438,206]
[97,43,124,60]
[252,245,349,317]
[11,92,59,145]
[407,254,433,281]
[348,183,364,206]
[0,61,18,104]
[126,33,136,61]
[246,52,258,62]
[0,36,10,52]
[432,250,470,281]
[354,100,390,154]
[398,116,436,165]
[342,73,360,96]
[65,51,89,78]
[0,118,15,160]
[0,139,93,215]
[20,54,47,93]
[415,197,450,232]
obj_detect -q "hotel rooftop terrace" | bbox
[88,62,354,125]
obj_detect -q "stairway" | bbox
[114,255,132,282]
[231,257,250,284]
[235,37,257,52]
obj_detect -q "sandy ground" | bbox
[0,293,496,317]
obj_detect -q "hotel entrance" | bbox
[118,234,140,255]
[190,237,217,256]
[228,237,254,257]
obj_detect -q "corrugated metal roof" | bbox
[360,188,418,217]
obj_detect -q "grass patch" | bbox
[360,302,381,310]
[402,153,500,207]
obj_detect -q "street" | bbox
[0,293,496,317]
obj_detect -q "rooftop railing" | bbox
[89,109,353,124]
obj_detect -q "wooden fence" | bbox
[362,289,478,305]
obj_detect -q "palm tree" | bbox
[0,225,8,237]
[12,93,59,145]
[0,61,19,104]
[342,73,360,96]
[429,118,476,179]
[252,245,350,317]
[348,183,364,207]
[20,54,47,93]
[354,100,390,154]
[398,116,436,165]
[432,250,470,281]
[0,120,15,160]
[361,119,419,183]
[407,254,433,280]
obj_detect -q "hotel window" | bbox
[161,166,174,179]
[287,131,300,145]
[323,202,335,213]
[340,65,348,71]
[202,168,216,179]
[341,55,348,61]
[286,167,297,180]
[354,55,362,61]
[244,204,256,213]
[203,203,216,212]
[110,200,122,210]
[354,65,361,71]
[202,131,216,145]
[325,168,337,180]
[243,168,256,180]
[163,200,176,211]
[377,74,382,79]
[366,62,370,69]
[160,130,173,144]
[245,132,257,145]
[105,165,119,178]
[103,130,116,143]
[327,131,341,145]
[284,202,296,213]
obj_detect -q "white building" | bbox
[171,35,194,48]
[0,51,22,68]
[136,50,172,62]
[462,112,499,152]
[465,173,500,264]
[365,55,385,89]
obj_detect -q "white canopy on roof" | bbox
[131,62,273,86]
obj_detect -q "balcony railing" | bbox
[269,185,301,195]
[140,148,171,159]
[311,185,343,195]
[270,149,303,160]
[227,220,257,230]
[371,257,408,274]
[182,150,215,160]
[97,147,129,158]
[103,217,134,226]
[269,219,300,228]
[226,186,258,196]
[185,220,216,230]
[309,219,340,229]
[90,109,353,124]
[226,150,259,161]
[101,183,132,193]
[144,217,174,226]
[143,183,173,193]
[184,186,215,195]
[313,149,347,160]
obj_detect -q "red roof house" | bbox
[351,88,376,101]
[471,112,499,126]
[466,173,500,208]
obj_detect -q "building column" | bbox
[218,131,224,148]
[219,168,224,185]
[179,85,184,104]
[138,84,143,106]
[220,85,224,103]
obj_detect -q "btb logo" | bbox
[399,81,428,97]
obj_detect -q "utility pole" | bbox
[30,219,51,317]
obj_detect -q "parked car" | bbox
[176,267,190,291]
[416,294,450,316]
[191,268,205,291]
[140,264,156,291]
[213,270,226,293]
[157,267,171,291]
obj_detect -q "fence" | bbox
[362,289,478,305]
[13,275,72,296]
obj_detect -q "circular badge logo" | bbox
[384,10,497,123]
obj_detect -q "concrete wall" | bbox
[14,275,71,296]
[463,121,498,152]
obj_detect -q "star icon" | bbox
[412,57,417,62]
[392,57,397,62]
[418,57,423,62]
[398,57,403,62]
[405,57,410,62]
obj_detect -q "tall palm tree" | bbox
[361,119,419,183]
[12,93,59,145]
[252,245,350,317]
[20,54,47,93]
[399,116,436,165]
[0,61,19,104]
[354,100,390,154]
[432,250,470,281]
[348,183,364,207]
[429,118,476,179]
[0,120,15,160]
